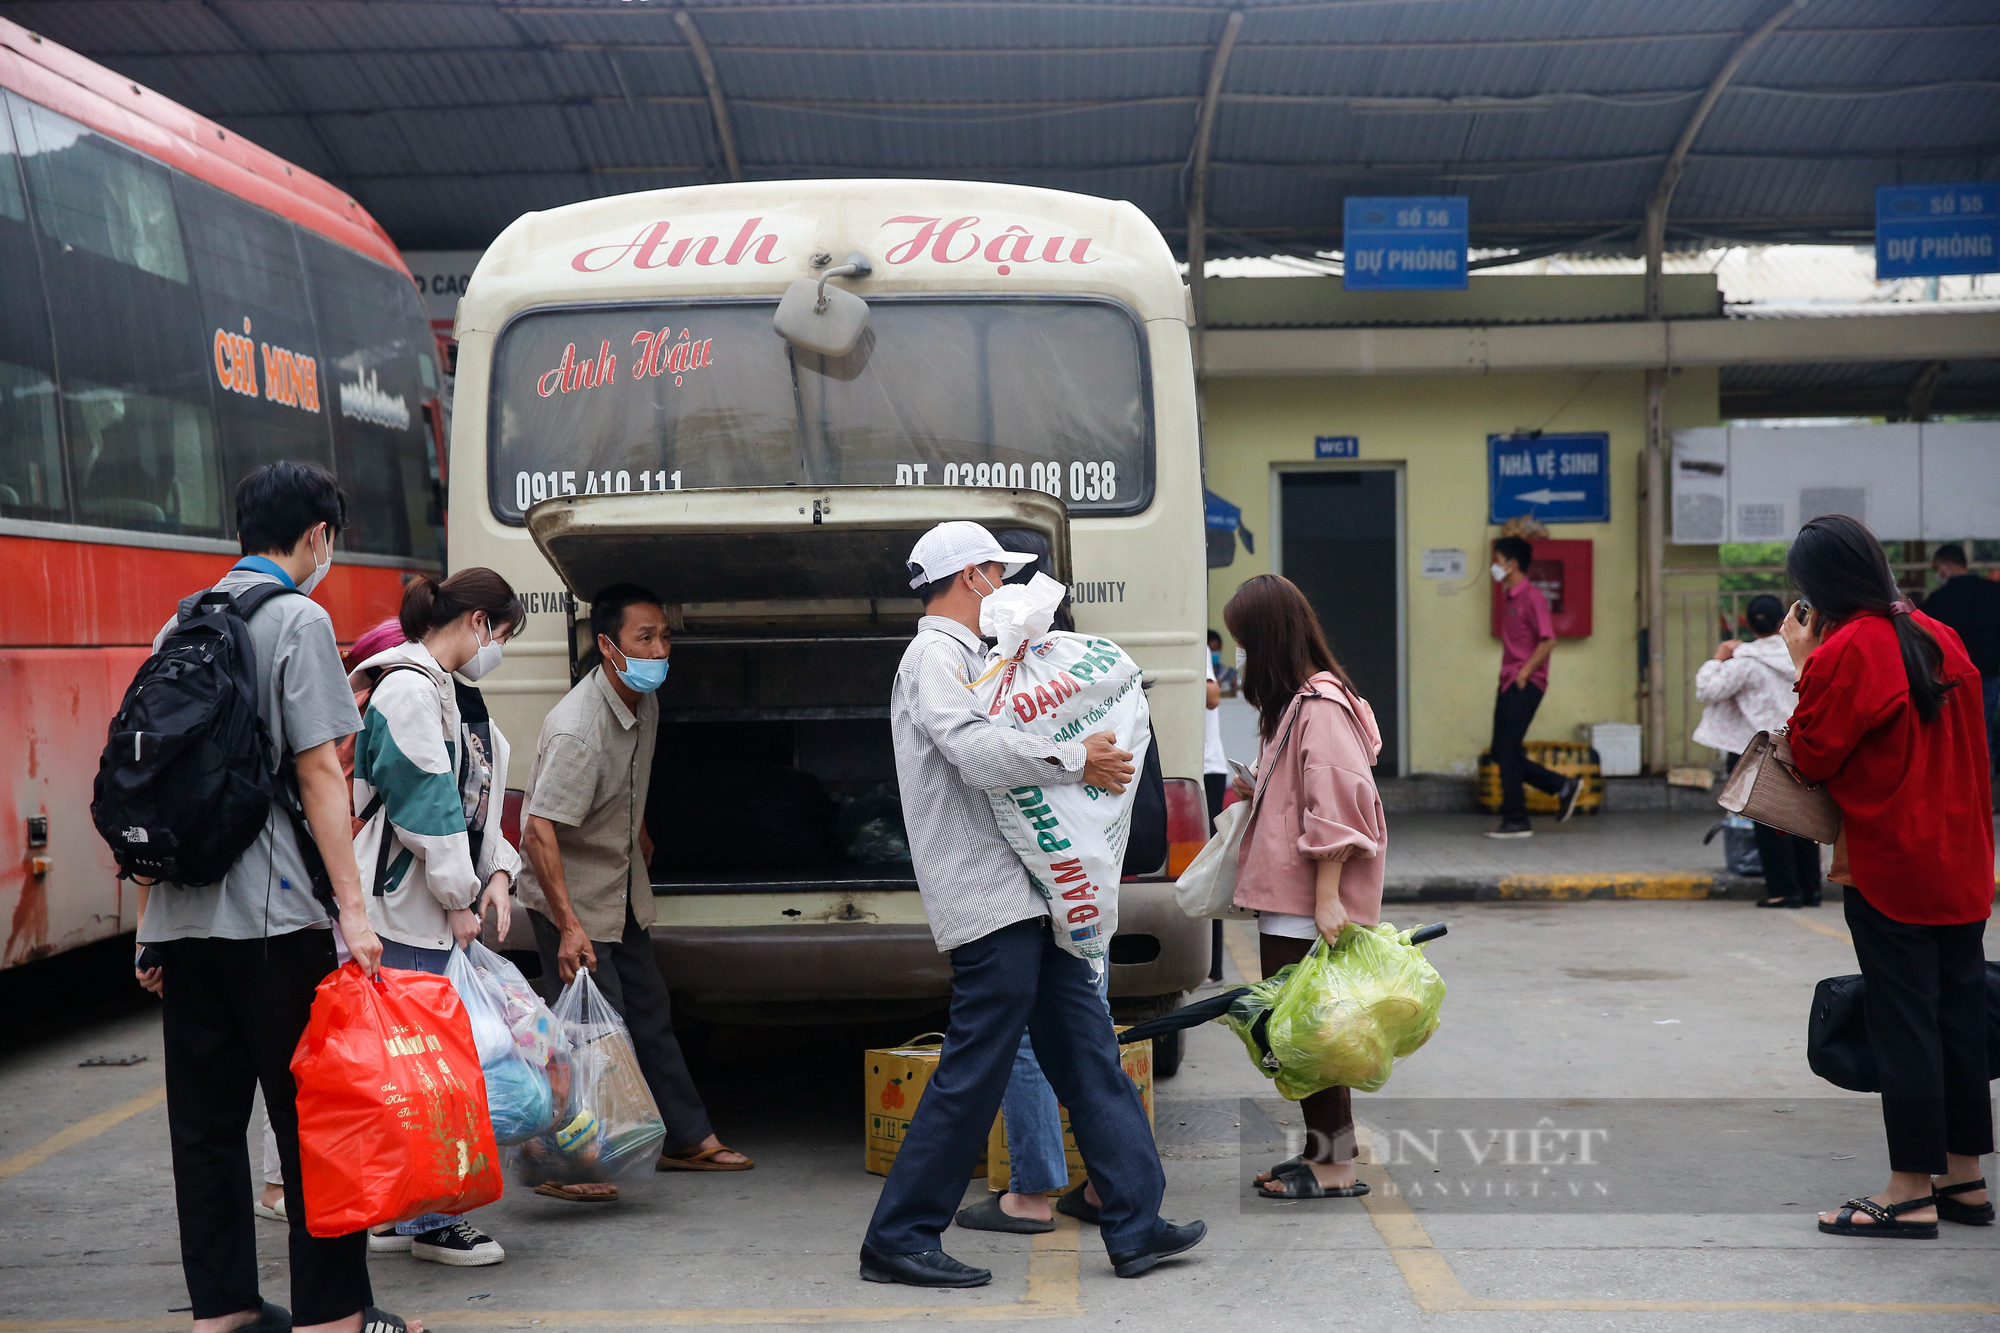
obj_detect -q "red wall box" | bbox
[1490,539,1593,639]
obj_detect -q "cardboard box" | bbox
[985,1033,1154,1193]
[865,1033,990,1178]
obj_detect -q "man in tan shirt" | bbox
[518,583,750,1198]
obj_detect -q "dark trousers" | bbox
[159,929,371,1325]
[1722,751,1825,904]
[1750,821,1822,904]
[1843,889,1993,1175]
[1260,933,1356,1165]
[1491,684,1565,820]
[530,904,714,1154]
[1983,674,1998,774]
[1206,774,1229,979]
[865,916,1167,1255]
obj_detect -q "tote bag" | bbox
[1173,693,1307,920]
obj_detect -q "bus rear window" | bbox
[488,298,1151,522]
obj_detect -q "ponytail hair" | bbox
[399,567,525,643]
[1785,514,1956,722]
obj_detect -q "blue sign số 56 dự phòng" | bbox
[1489,433,1609,524]
[1875,183,1999,280]
[1343,196,1467,291]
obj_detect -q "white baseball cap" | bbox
[906,521,1039,589]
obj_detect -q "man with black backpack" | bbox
[111,463,418,1333]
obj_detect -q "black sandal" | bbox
[1935,1178,1994,1226]
[1755,896,1801,909]
[241,1301,291,1333]
[1055,1180,1101,1226]
[1817,1194,1938,1239]
[1257,1158,1369,1200]
[359,1307,414,1333]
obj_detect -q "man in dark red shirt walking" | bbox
[1486,536,1583,838]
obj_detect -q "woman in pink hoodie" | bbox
[1224,575,1387,1201]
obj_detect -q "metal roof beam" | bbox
[674,6,742,183]
[1642,0,1807,319]
[1185,7,1243,374]
[76,22,2000,62]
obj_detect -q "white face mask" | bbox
[459,618,503,682]
[1489,562,1509,583]
[299,525,332,596]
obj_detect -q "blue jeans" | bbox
[864,917,1165,1256]
[379,940,460,1236]
[1001,963,1111,1195]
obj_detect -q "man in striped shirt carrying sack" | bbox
[857,522,1205,1288]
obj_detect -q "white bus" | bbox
[453,180,1210,1065]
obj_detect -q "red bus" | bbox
[0,19,444,968]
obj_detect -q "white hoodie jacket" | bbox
[1691,633,1799,757]
[350,640,521,950]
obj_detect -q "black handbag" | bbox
[1807,963,2000,1093]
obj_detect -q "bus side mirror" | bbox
[774,253,872,357]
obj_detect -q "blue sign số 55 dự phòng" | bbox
[1875,183,1999,280]
[1343,196,1467,291]
[1489,433,1609,524]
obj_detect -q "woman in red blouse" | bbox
[1781,515,1993,1238]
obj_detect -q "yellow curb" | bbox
[1491,872,1716,899]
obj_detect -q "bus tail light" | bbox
[1163,777,1209,879]
[502,789,524,847]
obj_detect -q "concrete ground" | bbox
[1383,810,1732,880]
[2,903,1995,1332]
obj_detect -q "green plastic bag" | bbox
[1223,922,1445,1099]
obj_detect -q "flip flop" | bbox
[658,1144,755,1172]
[1257,1159,1369,1200]
[955,1192,1055,1234]
[359,1308,415,1333]
[1055,1181,1100,1227]
[240,1300,290,1332]
[1817,1194,1938,1239]
[534,1181,619,1203]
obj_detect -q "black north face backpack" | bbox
[91,583,313,889]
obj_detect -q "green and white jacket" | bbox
[350,641,520,950]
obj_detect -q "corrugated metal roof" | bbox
[2,0,1994,252]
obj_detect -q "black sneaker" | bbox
[410,1218,504,1266]
[1484,820,1533,839]
[1556,777,1585,823]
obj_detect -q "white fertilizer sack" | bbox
[969,575,1150,963]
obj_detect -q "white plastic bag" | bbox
[969,574,1150,962]
[445,943,556,1146]
[509,969,666,1185]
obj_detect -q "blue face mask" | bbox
[607,642,670,693]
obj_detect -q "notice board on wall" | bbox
[1671,422,2000,544]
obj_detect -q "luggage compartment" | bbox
[646,633,915,892]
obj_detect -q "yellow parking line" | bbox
[0,1216,1082,1331]
[1356,1159,1999,1314]
[1787,911,1854,945]
[0,1085,165,1183]
[1223,918,1261,982]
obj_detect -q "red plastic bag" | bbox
[291,962,503,1237]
